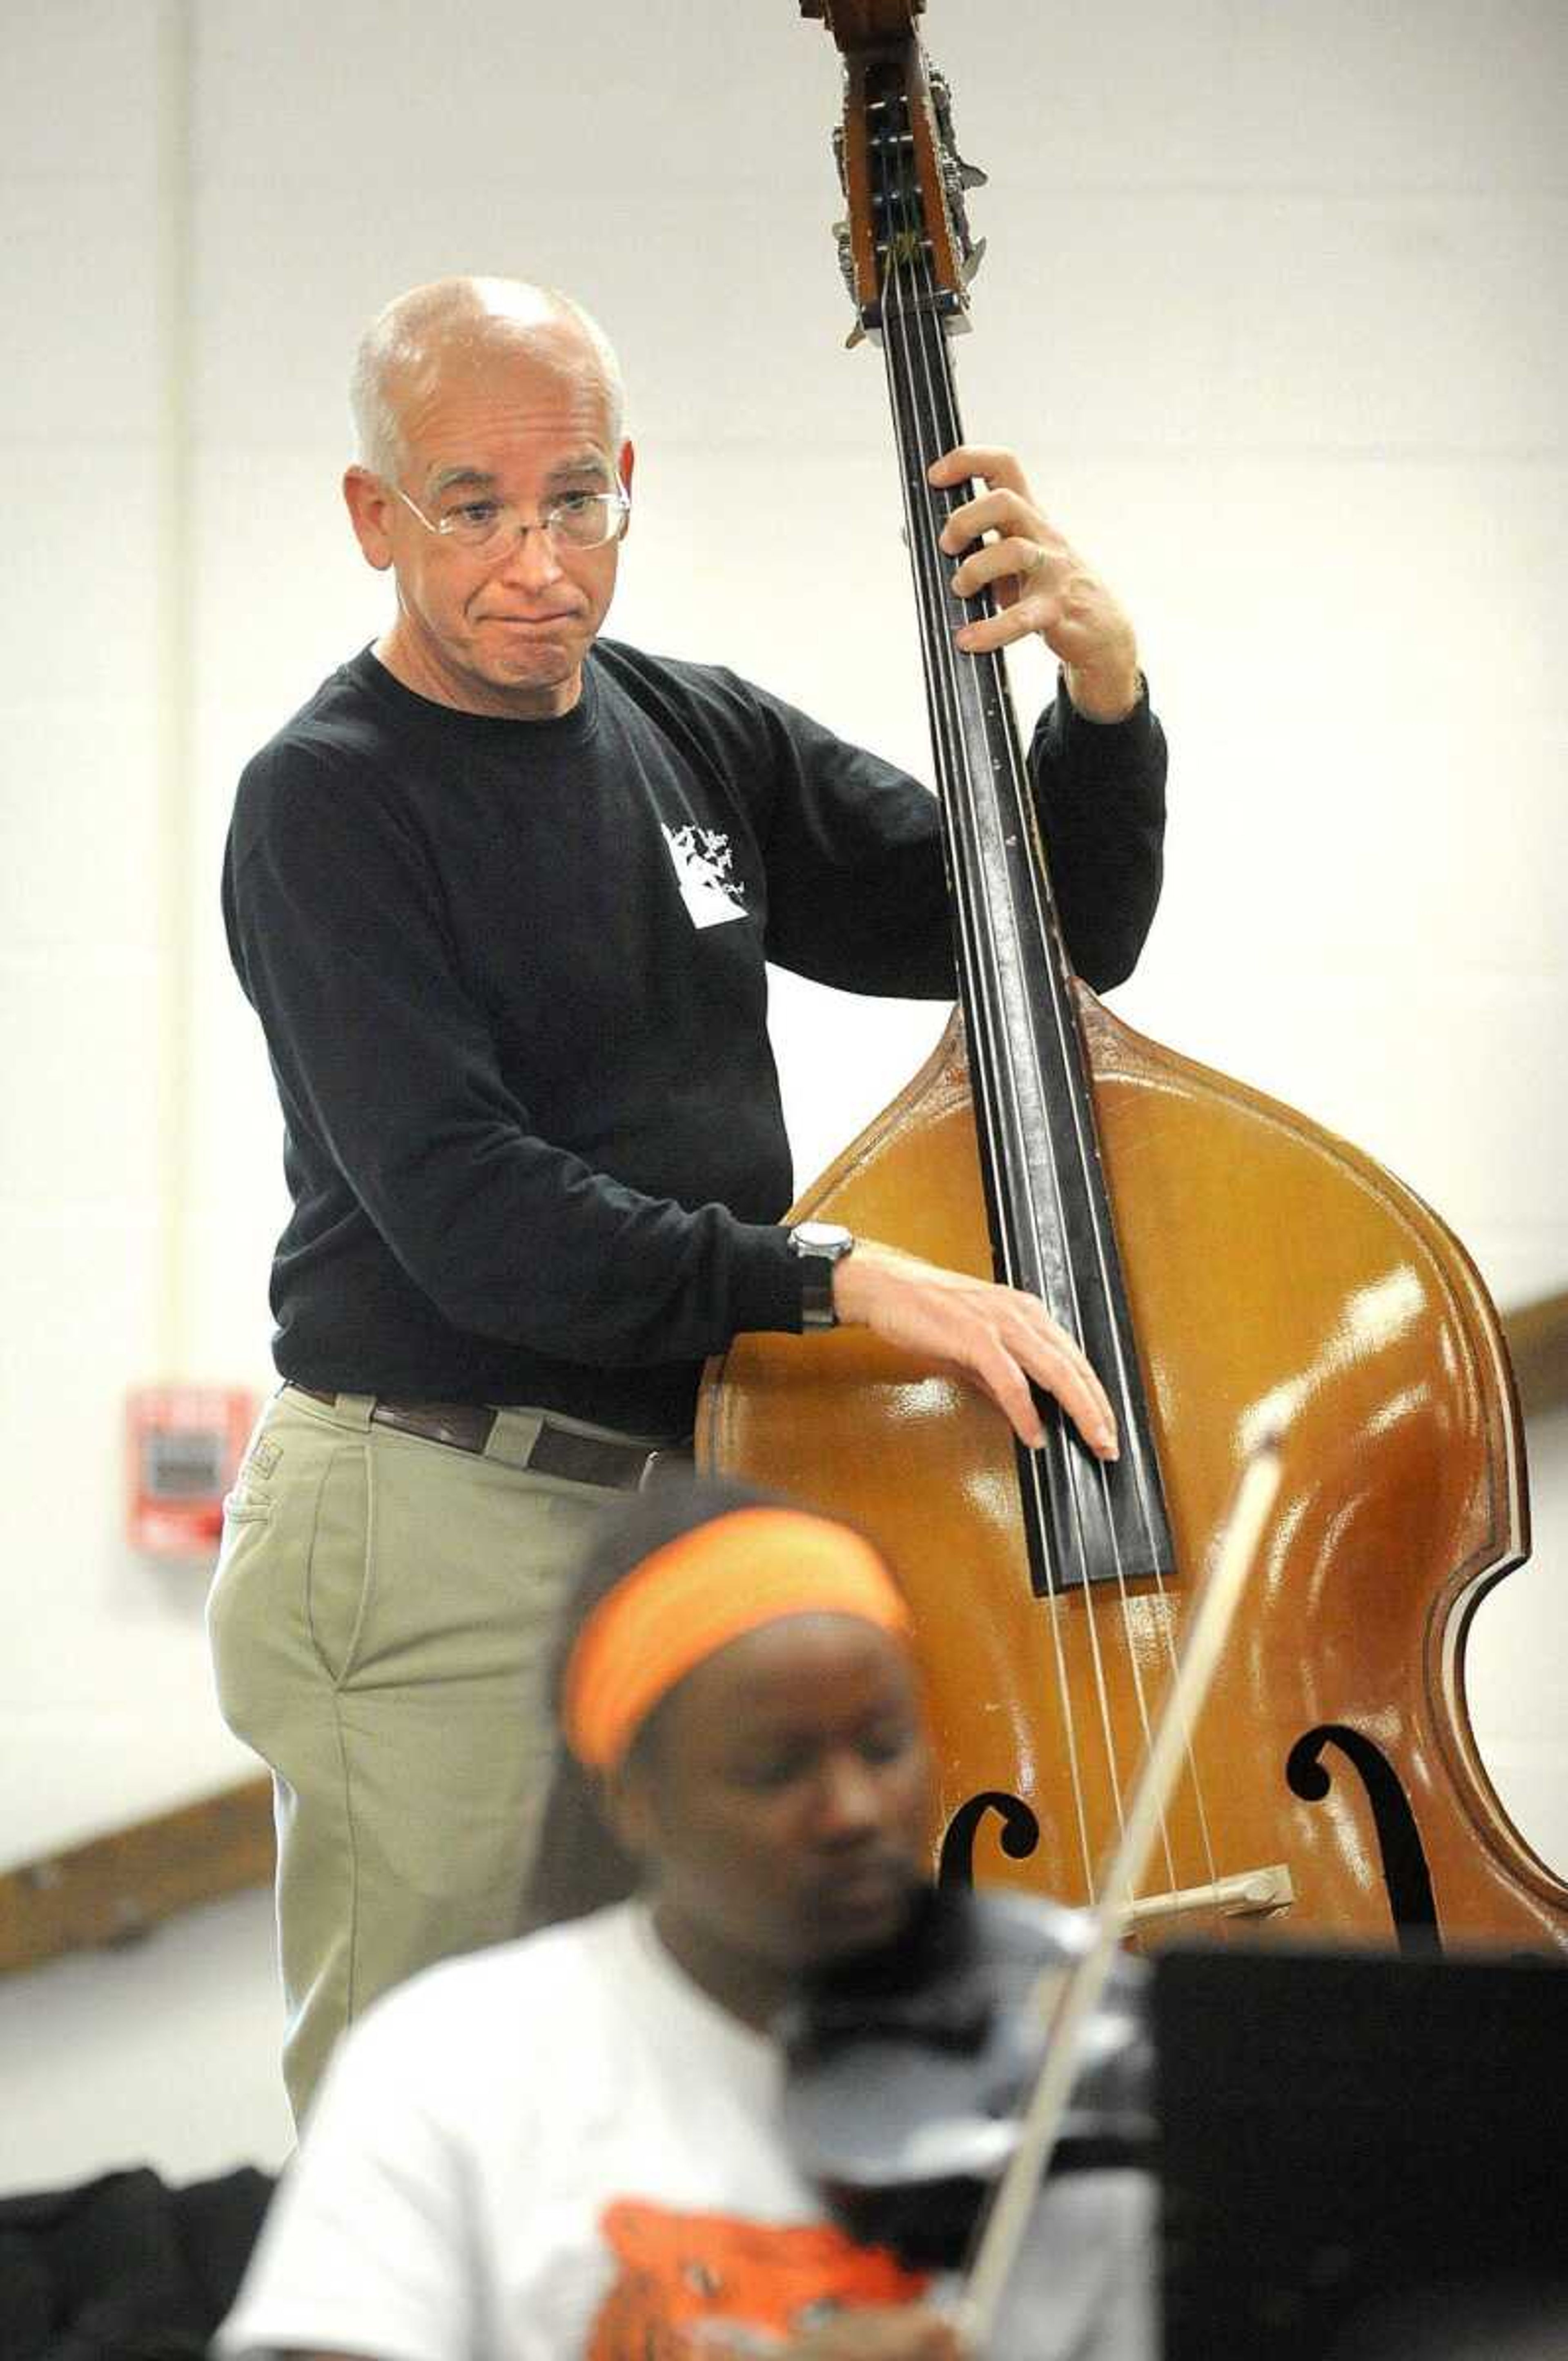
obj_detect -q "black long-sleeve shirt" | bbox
[223,639,1166,1434]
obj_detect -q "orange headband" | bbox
[562,1506,913,1772]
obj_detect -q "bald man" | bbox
[210,276,1167,2117]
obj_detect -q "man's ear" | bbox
[617,438,636,528]
[343,465,396,572]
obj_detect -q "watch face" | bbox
[793,1222,853,1255]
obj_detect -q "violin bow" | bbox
[955,1437,1285,2351]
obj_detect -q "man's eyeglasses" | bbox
[394,481,630,557]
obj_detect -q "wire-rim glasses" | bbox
[395,481,630,556]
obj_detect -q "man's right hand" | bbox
[829,1238,1119,1461]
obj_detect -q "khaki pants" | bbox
[207,1385,627,2119]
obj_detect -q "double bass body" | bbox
[704,0,1568,1958]
[701,993,1568,1953]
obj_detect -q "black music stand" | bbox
[1152,1943,1568,2359]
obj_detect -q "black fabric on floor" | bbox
[0,2165,273,2360]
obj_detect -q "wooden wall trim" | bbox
[0,1774,273,1976]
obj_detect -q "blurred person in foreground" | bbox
[216,1478,1153,2361]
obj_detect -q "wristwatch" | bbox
[788,1221,855,1330]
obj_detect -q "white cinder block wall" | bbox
[2,0,1564,2188]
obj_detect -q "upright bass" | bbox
[700,0,1568,1954]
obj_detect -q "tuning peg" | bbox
[834,225,861,308]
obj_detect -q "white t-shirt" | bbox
[217,1903,1152,2361]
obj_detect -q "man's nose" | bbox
[497,522,566,588]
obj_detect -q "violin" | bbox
[782,1881,1152,2270]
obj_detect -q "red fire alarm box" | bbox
[126,1385,257,1556]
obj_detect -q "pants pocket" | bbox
[304,1442,375,1686]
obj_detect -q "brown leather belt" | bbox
[291,1388,690,1492]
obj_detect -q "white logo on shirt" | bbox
[662,824,748,929]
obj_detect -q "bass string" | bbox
[868,102,1123,1895]
[872,78,1220,1910]
[880,175,1147,1895]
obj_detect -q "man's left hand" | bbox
[927,445,1141,723]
